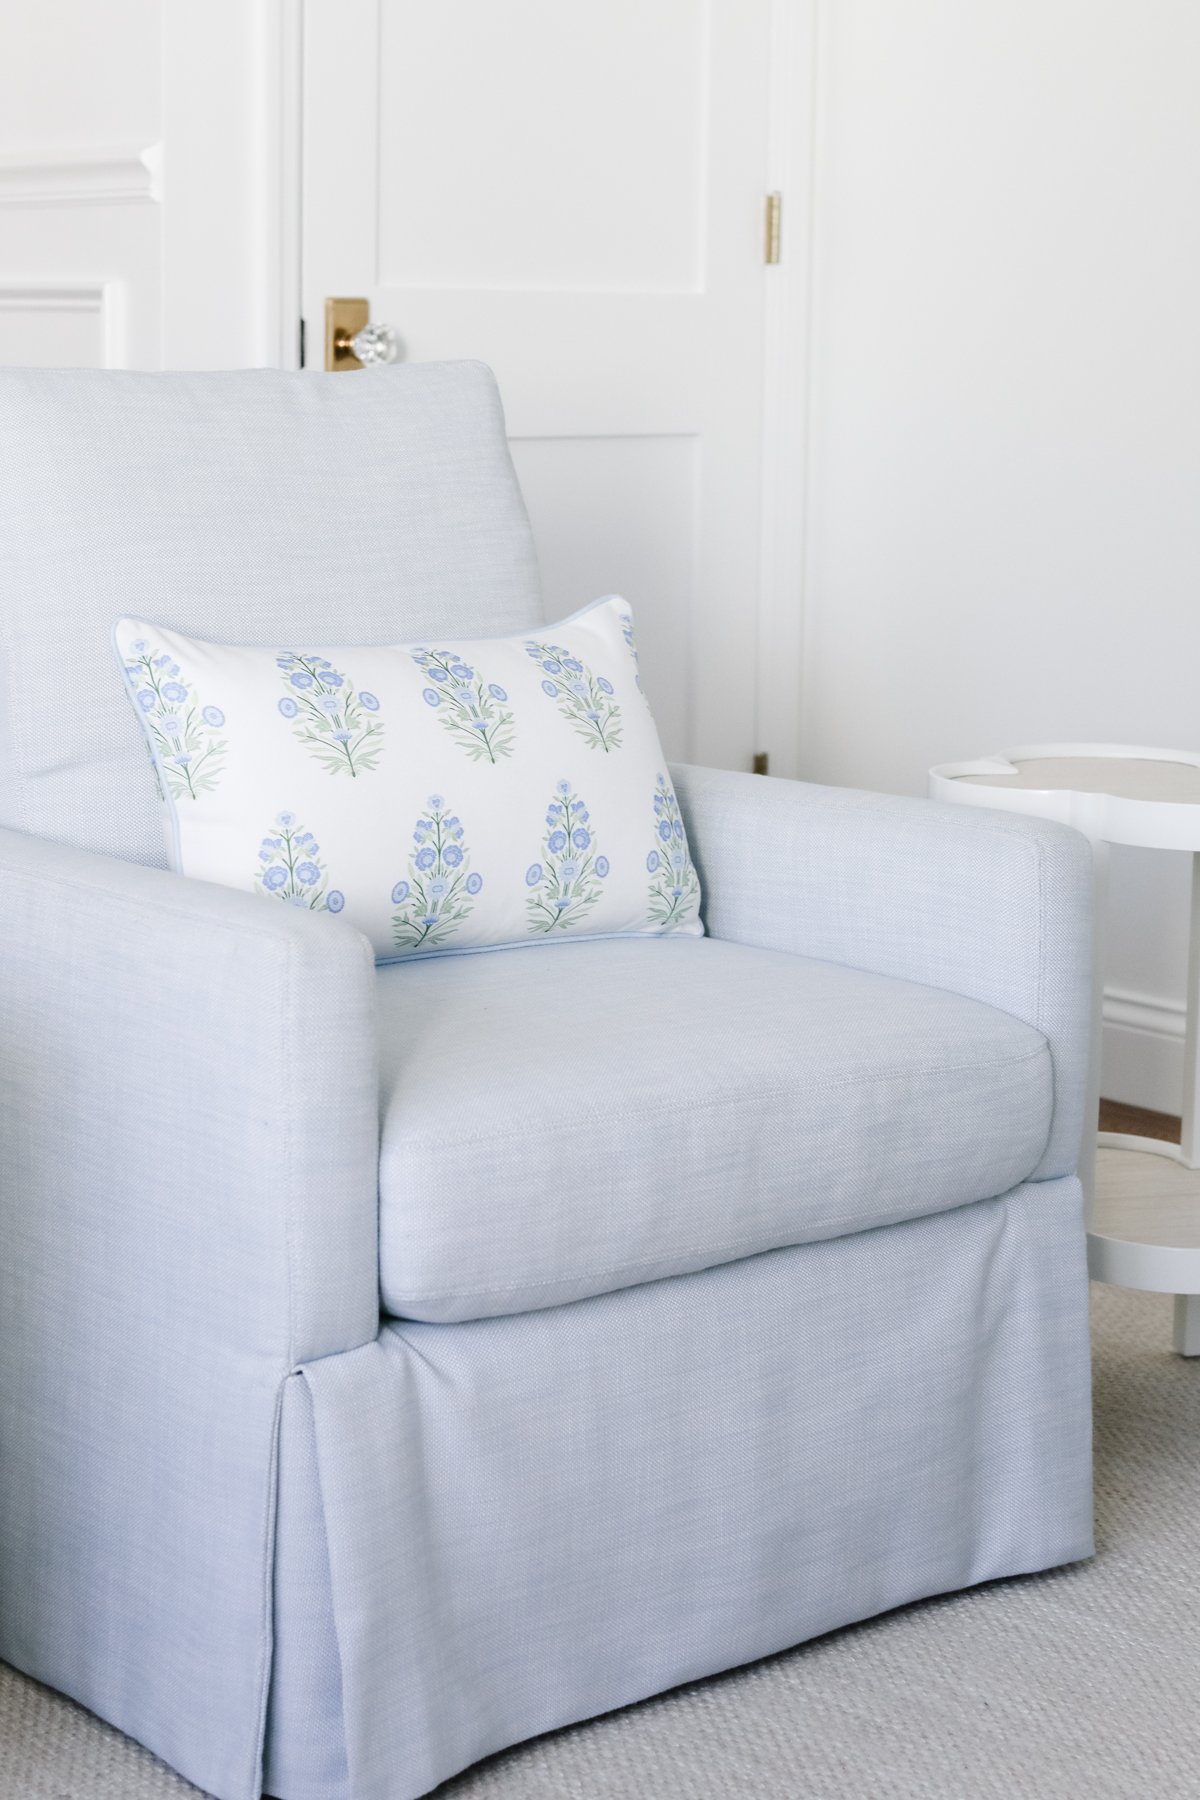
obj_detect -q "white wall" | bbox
[802,0,1200,1111]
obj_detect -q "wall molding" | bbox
[0,144,161,209]
[0,282,103,311]
[1104,984,1186,1042]
[0,279,126,367]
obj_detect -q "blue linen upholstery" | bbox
[280,1177,1092,1800]
[0,823,379,1800]
[0,362,1094,1800]
[377,937,1053,1322]
[671,762,1093,1183]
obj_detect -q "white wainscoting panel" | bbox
[0,145,160,208]
[0,281,124,368]
[0,140,159,367]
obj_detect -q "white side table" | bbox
[930,742,1200,1356]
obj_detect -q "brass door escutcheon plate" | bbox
[324,297,369,371]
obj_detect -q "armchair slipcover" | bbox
[0,364,1094,1800]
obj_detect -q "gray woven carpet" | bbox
[3,1284,1198,1800]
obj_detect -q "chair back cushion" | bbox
[0,361,541,866]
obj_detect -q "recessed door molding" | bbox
[0,145,161,210]
[0,278,126,368]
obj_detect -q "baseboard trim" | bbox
[1104,986,1185,1041]
[1102,984,1185,1115]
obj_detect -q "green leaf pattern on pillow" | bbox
[526,781,610,932]
[254,812,344,913]
[391,797,482,952]
[620,609,645,697]
[123,640,226,801]
[646,774,700,929]
[525,639,622,752]
[276,653,384,778]
[412,646,515,763]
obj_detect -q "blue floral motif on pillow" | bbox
[276,653,384,778]
[526,782,609,933]
[392,797,482,952]
[411,647,515,763]
[254,812,343,913]
[122,639,226,800]
[524,639,622,752]
[646,774,700,929]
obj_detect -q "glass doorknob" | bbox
[323,298,401,371]
[349,321,400,366]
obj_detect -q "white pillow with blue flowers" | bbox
[112,596,703,962]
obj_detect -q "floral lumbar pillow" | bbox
[112,597,702,962]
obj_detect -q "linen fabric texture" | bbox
[0,362,1095,1800]
[273,1177,1093,1800]
[376,935,1054,1321]
[111,599,702,961]
[0,770,1093,1800]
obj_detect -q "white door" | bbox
[303,0,784,771]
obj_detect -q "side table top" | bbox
[929,742,1200,851]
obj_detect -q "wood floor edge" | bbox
[1098,1099,1182,1144]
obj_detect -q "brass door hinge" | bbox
[752,751,770,776]
[764,192,782,265]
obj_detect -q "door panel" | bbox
[304,0,773,769]
[377,0,707,294]
[0,283,116,367]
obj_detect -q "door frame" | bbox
[187,0,815,777]
[758,0,818,780]
[160,0,303,370]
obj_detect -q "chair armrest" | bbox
[671,765,1093,1181]
[0,826,379,1794]
[0,826,380,1365]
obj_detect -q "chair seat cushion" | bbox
[377,938,1053,1322]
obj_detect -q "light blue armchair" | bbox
[0,363,1094,1800]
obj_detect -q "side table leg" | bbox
[1171,853,1200,1354]
[1173,1295,1200,1356]
[1179,851,1200,1168]
[1079,839,1109,1212]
